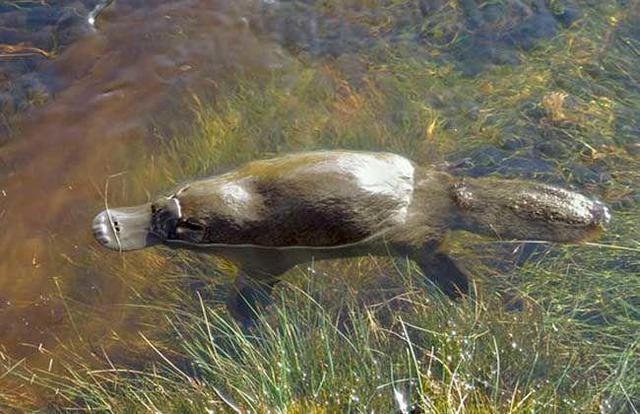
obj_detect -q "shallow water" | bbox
[0,0,639,408]
[0,0,284,357]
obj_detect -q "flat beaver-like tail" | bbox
[449,177,610,243]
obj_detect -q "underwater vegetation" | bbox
[0,0,639,412]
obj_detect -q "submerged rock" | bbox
[256,0,583,75]
[0,1,93,112]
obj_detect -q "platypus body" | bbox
[93,151,610,320]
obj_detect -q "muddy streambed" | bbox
[0,0,638,409]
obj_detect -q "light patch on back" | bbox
[221,182,251,212]
[311,152,415,223]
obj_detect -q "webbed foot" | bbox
[226,276,277,327]
[417,252,471,298]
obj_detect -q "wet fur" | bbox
[102,151,610,323]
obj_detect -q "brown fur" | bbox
[93,151,611,324]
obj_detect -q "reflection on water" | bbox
[0,0,282,359]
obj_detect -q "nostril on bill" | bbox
[92,210,119,249]
[91,204,156,251]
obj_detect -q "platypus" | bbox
[92,151,610,319]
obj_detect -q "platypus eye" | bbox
[174,220,205,243]
[178,220,204,232]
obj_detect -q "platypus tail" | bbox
[449,177,611,243]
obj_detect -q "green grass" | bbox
[1,0,640,412]
[10,230,639,412]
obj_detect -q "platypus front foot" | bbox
[415,252,471,298]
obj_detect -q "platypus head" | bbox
[92,194,205,251]
[450,177,611,243]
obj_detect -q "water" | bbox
[0,0,639,408]
[0,0,283,358]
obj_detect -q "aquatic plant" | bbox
[6,225,639,412]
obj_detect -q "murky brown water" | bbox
[0,0,284,363]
